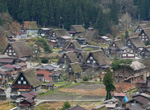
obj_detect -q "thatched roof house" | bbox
[65,40,82,50]
[70,25,86,37]
[112,39,124,50]
[83,50,110,68]
[58,51,79,65]
[3,41,32,58]
[71,25,85,33]
[12,68,41,92]
[127,37,145,48]
[53,29,70,37]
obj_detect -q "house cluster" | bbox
[109,22,150,59]
[0,41,32,86]
[57,39,110,80]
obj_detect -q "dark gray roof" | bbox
[37,65,55,71]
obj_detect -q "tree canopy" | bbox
[103,69,116,100]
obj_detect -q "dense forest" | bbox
[0,0,150,35]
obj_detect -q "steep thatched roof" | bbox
[71,25,85,33]
[130,61,145,71]
[54,29,70,37]
[65,52,79,63]
[113,39,124,49]
[66,40,81,49]
[83,29,98,41]
[129,37,145,48]
[12,68,41,88]
[78,51,88,61]
[3,41,32,58]
[142,28,150,39]
[90,50,110,66]
[70,62,83,74]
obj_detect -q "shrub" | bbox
[41,58,49,63]
[83,76,88,81]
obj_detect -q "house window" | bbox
[90,56,93,60]
[142,33,144,35]
[13,53,16,55]
[64,55,66,58]
[139,48,143,50]
[93,60,96,64]
[130,50,133,53]
[5,53,7,55]
[9,50,11,52]
[87,60,90,63]
[146,39,148,41]
[9,47,11,49]
[23,81,26,84]
[123,54,126,57]
[18,81,21,84]
[6,50,8,52]
[113,44,115,46]
[21,77,23,80]
[9,53,12,55]
[142,39,144,41]
[128,54,134,57]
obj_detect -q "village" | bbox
[0,20,150,110]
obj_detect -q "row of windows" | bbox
[5,52,16,55]
[6,49,15,52]
[18,81,26,84]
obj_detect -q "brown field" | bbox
[0,101,15,110]
[35,101,102,110]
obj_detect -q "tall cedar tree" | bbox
[110,0,118,24]
[103,69,116,100]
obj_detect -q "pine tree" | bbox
[103,69,116,100]
[40,0,48,27]
[110,0,118,24]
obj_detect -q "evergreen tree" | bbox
[110,0,118,24]
[125,30,129,40]
[60,102,71,110]
[103,69,116,100]
[0,18,2,26]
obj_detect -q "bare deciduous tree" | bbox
[121,12,131,31]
